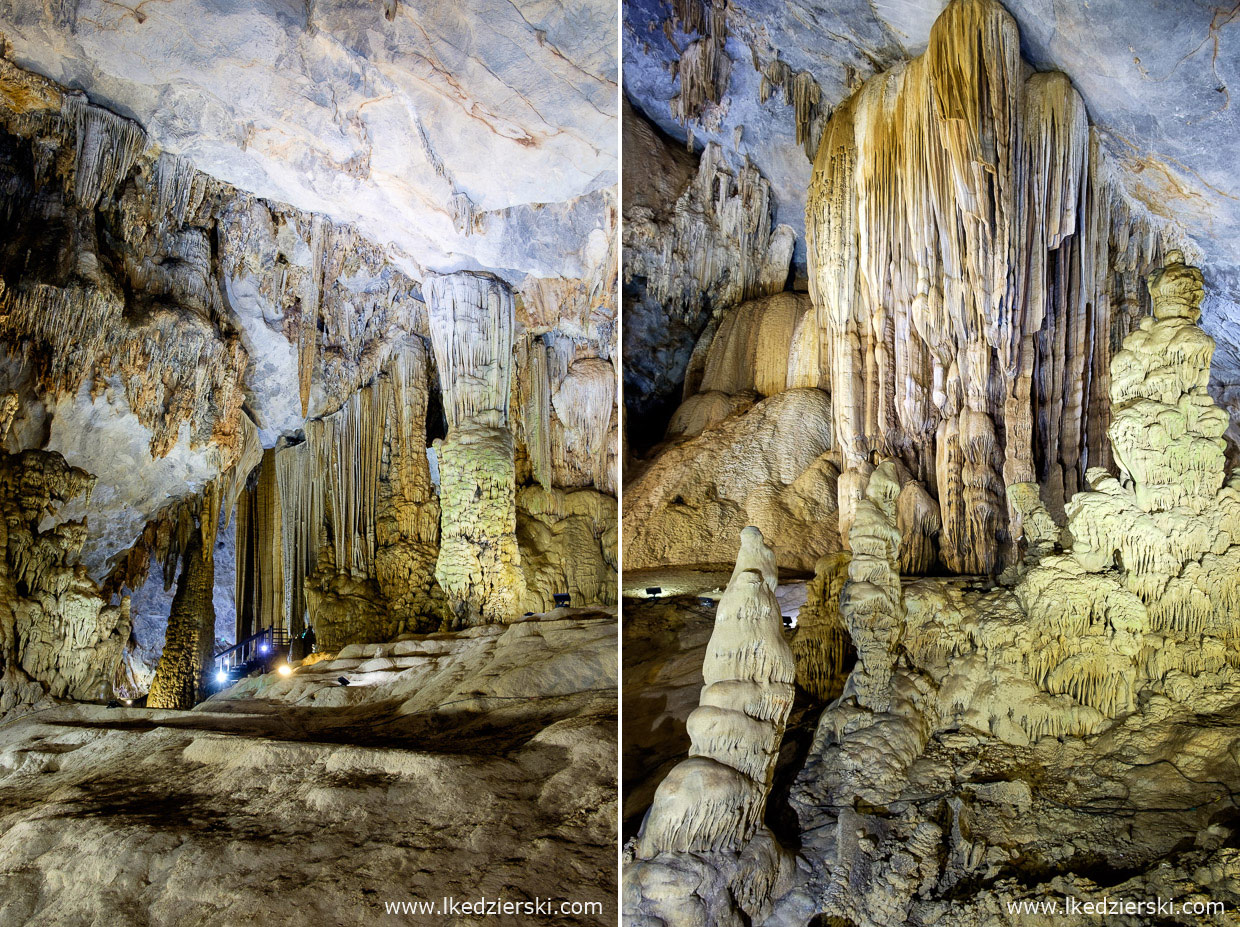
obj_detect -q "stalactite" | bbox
[306,380,382,579]
[63,95,145,210]
[636,527,795,857]
[275,441,321,638]
[667,0,729,126]
[425,272,514,432]
[805,0,1168,575]
[153,151,206,228]
[297,215,327,418]
[255,449,285,631]
[626,142,795,322]
[759,59,822,157]
[521,337,554,490]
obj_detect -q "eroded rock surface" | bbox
[0,610,618,926]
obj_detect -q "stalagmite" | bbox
[146,509,216,710]
[626,528,797,926]
[426,273,525,625]
[840,461,906,712]
[1015,251,1240,721]
[635,527,793,857]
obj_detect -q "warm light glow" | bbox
[277,664,292,677]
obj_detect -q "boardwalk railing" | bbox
[214,626,291,673]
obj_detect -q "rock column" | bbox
[425,272,526,626]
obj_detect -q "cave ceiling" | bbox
[623,0,1240,385]
[0,0,618,283]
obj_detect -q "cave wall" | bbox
[0,52,619,696]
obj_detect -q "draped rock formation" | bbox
[805,0,1168,576]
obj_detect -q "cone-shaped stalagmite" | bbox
[636,527,794,857]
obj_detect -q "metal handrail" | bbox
[214,625,291,673]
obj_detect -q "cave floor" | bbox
[0,612,618,927]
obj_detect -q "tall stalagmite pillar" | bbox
[425,272,526,625]
[146,502,218,710]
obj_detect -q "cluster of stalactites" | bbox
[306,378,384,578]
[626,142,794,324]
[667,0,729,127]
[63,94,146,210]
[759,59,821,157]
[231,345,443,641]
[805,0,1164,576]
[425,272,515,432]
[791,551,852,702]
[636,527,795,857]
[0,282,249,462]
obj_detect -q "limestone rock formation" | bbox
[426,272,526,626]
[0,443,128,718]
[626,528,797,925]
[1016,250,1240,721]
[624,106,795,432]
[624,389,839,573]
